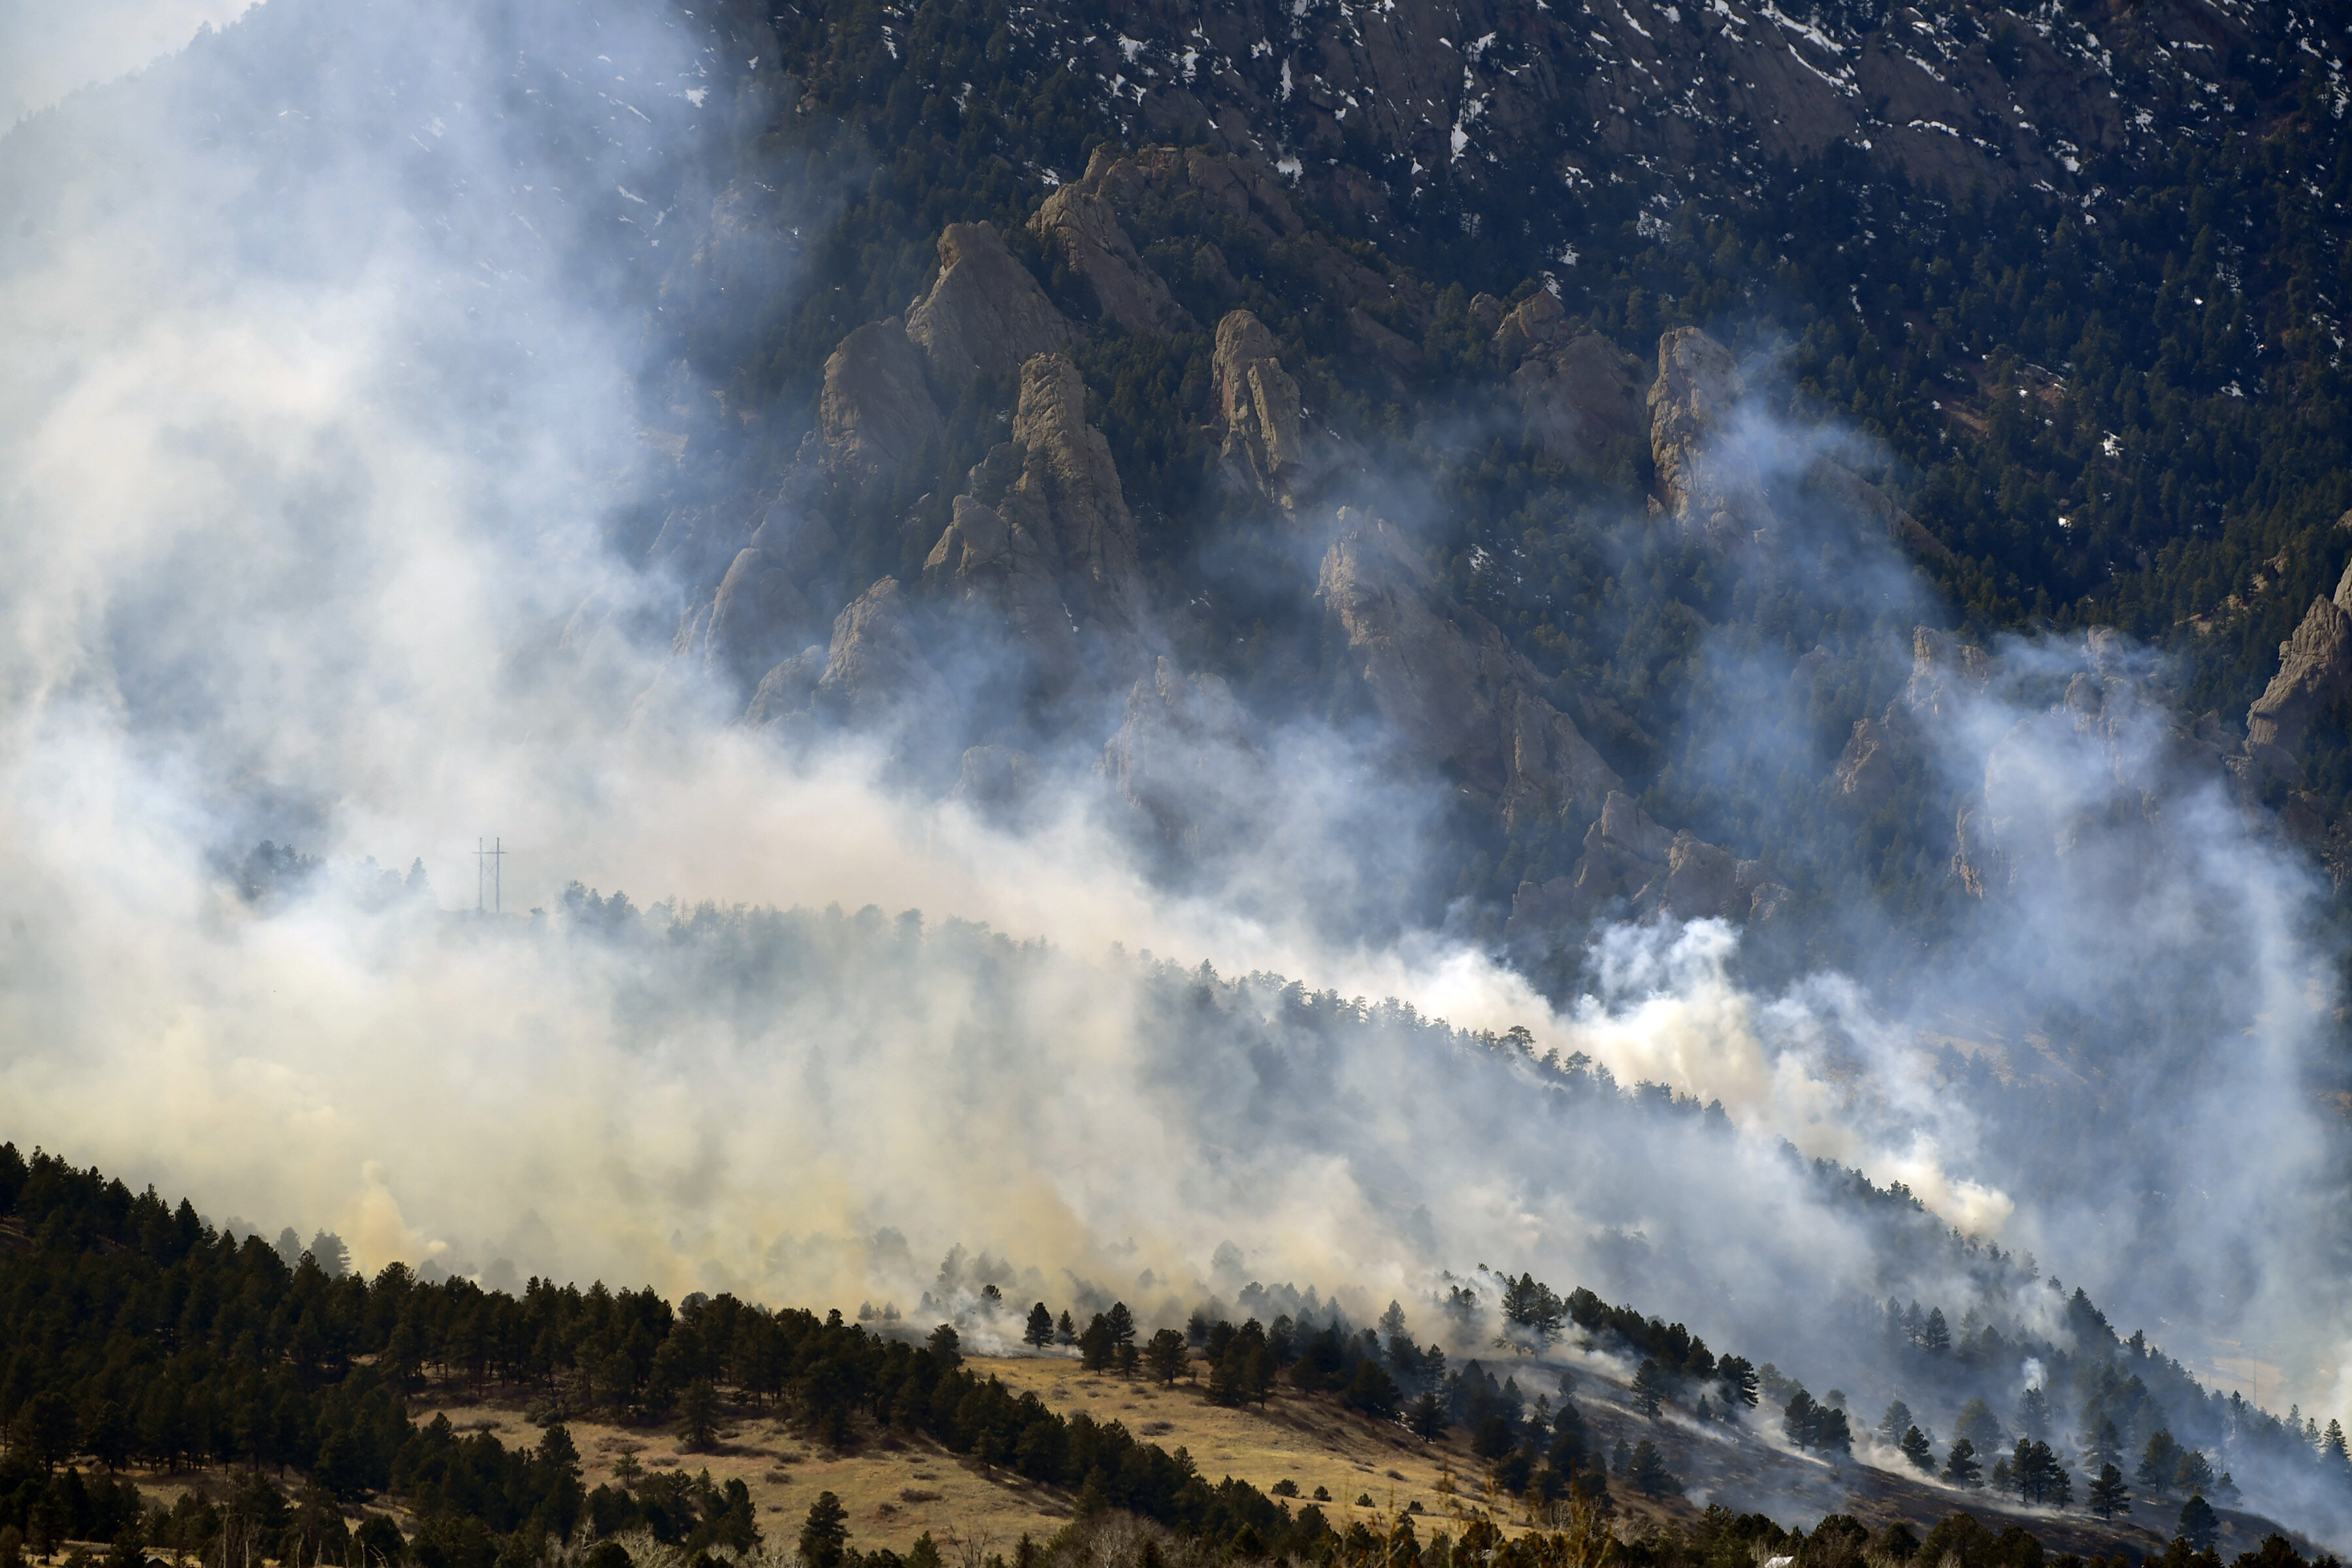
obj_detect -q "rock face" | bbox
[1650,327,1768,547]
[747,577,953,732]
[952,744,1041,826]
[699,546,813,687]
[1485,291,1650,475]
[1831,717,1899,811]
[1029,147,1192,337]
[1903,627,1992,722]
[819,316,943,476]
[1821,624,1987,830]
[1317,508,1620,832]
[1641,324,1950,561]
[1211,310,1307,505]
[1505,791,1789,944]
[743,645,826,727]
[1948,627,2225,898]
[1100,657,1263,860]
[815,576,952,726]
[905,221,1076,391]
[1053,145,1415,327]
[2242,563,2352,781]
[922,353,1149,693]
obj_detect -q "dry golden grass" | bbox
[413,1397,1073,1554]
[411,1350,2285,1562]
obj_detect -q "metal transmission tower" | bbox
[475,837,507,913]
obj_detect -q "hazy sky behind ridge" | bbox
[0,0,255,127]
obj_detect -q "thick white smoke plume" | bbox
[1,0,2347,1539]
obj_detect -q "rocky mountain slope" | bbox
[10,0,2347,988]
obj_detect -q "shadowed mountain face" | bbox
[900,0,2298,220]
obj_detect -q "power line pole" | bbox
[476,838,508,914]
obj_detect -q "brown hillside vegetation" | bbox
[382,1348,2298,1561]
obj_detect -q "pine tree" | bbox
[1784,1389,1819,1447]
[678,1378,719,1451]
[2017,1386,2050,1443]
[2089,1463,2132,1522]
[1955,1397,2002,1454]
[2082,1416,2123,1471]
[799,1492,850,1568]
[1716,1356,1759,1414]
[1143,1328,1188,1385]
[1627,1440,1682,1497]
[1054,1310,1077,1346]
[1901,1425,1934,1472]
[1246,1343,1276,1406]
[1944,1437,1983,1488]
[1499,1274,1567,1347]
[1022,1303,1054,1349]
[1919,1308,1952,1352]
[2138,1429,2183,1496]
[2178,1494,2219,1552]
[1632,1359,1667,1419]
[1880,1399,1914,1442]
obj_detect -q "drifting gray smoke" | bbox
[0,0,2347,1542]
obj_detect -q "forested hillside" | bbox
[5,1141,2348,1568]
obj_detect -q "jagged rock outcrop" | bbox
[698,546,812,688]
[1505,791,1789,943]
[1820,627,1987,833]
[1484,291,1650,475]
[1832,717,1899,811]
[905,221,1075,391]
[1211,310,1307,505]
[743,644,826,727]
[951,745,1041,826]
[1820,625,1988,830]
[2240,563,2352,783]
[1904,627,1993,722]
[672,507,838,694]
[819,316,943,476]
[1948,627,2227,898]
[817,577,954,726]
[1649,327,1769,548]
[1047,146,1416,328]
[1029,147,1192,338]
[1642,324,1950,560]
[1317,508,1620,832]
[747,576,952,730]
[1100,658,1263,858]
[922,353,1149,693]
